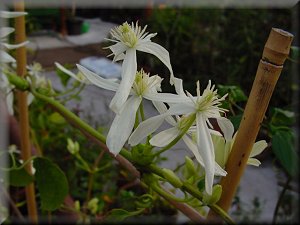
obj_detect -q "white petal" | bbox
[0,50,16,63]
[0,11,27,18]
[183,135,227,177]
[2,40,29,50]
[109,48,137,113]
[152,101,176,126]
[144,92,189,104]
[128,114,166,146]
[56,62,80,81]
[167,102,195,116]
[77,64,120,90]
[150,127,180,147]
[172,77,185,96]
[108,42,128,62]
[136,41,173,80]
[114,53,125,62]
[209,129,222,137]
[0,27,15,38]
[212,135,226,168]
[152,100,167,114]
[214,162,227,177]
[183,135,205,167]
[6,91,14,115]
[27,93,34,106]
[247,158,261,167]
[196,114,215,195]
[216,117,234,141]
[106,96,142,155]
[250,140,268,157]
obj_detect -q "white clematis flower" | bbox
[106,22,174,113]
[213,132,268,168]
[0,74,14,115]
[77,64,178,155]
[27,62,43,77]
[130,107,227,178]
[130,80,231,195]
[0,11,29,63]
[175,81,229,195]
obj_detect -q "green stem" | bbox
[75,154,91,172]
[272,176,291,224]
[60,83,86,104]
[148,163,235,224]
[52,82,81,97]
[134,109,140,129]
[154,114,196,157]
[30,129,43,156]
[146,182,188,203]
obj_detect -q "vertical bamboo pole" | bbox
[14,1,38,223]
[208,28,293,220]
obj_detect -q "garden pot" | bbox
[66,18,83,35]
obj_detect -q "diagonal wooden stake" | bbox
[208,28,293,220]
[14,1,38,223]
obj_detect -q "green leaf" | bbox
[272,130,298,177]
[230,87,247,102]
[48,112,66,125]
[290,46,299,61]
[33,157,69,211]
[202,184,222,205]
[270,107,295,128]
[229,114,243,130]
[217,85,247,103]
[197,178,205,192]
[106,208,144,222]
[9,168,34,187]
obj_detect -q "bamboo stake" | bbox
[208,28,293,220]
[14,1,38,223]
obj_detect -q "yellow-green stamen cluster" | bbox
[111,22,138,48]
[193,81,227,115]
[132,69,162,96]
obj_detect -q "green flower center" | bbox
[117,22,138,47]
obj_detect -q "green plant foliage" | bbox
[271,130,298,178]
[218,85,248,104]
[55,64,72,87]
[229,114,243,130]
[9,168,34,187]
[290,46,299,61]
[269,107,295,129]
[33,157,69,211]
[197,179,205,192]
[48,112,66,125]
[106,208,144,222]
[146,7,293,106]
[202,184,222,205]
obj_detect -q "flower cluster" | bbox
[1,11,47,115]
[1,11,28,114]
[0,11,29,63]
[56,21,266,195]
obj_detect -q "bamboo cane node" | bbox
[263,28,294,66]
[260,59,283,73]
